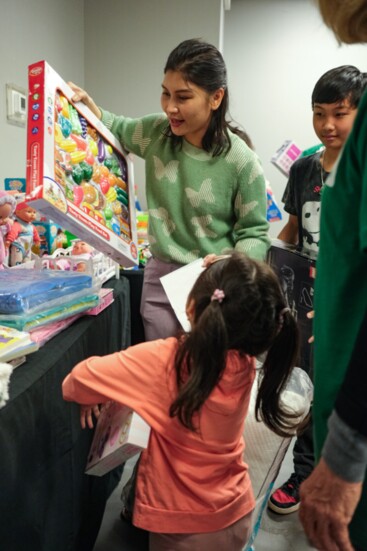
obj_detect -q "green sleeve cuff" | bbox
[100,108,114,130]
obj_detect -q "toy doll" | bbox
[0,191,17,269]
[55,240,95,272]
[71,240,94,272]
[5,201,41,266]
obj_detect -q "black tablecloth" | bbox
[0,277,130,551]
[120,269,145,345]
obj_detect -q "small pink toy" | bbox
[0,191,17,269]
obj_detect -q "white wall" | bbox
[0,0,84,185]
[223,0,367,236]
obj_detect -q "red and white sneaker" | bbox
[268,473,302,514]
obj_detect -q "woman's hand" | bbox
[299,458,362,551]
[202,254,230,268]
[80,404,101,429]
[68,82,102,120]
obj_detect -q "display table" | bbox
[0,277,130,551]
[120,268,145,345]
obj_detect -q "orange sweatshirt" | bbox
[62,337,256,533]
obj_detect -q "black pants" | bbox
[293,409,314,480]
[293,343,314,480]
[121,458,140,516]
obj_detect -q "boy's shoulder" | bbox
[290,151,320,174]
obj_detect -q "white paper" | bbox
[160,258,205,331]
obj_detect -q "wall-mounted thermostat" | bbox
[6,83,27,127]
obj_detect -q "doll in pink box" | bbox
[0,190,17,269]
[5,201,41,266]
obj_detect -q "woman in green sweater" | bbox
[70,38,270,340]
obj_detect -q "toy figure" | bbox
[71,240,94,272]
[71,240,93,256]
[0,191,17,269]
[54,228,68,250]
[5,201,41,266]
[55,240,95,272]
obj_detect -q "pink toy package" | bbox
[86,287,114,316]
[26,60,138,267]
[271,140,303,177]
[85,401,150,476]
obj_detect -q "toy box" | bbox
[26,60,138,267]
[86,287,114,315]
[266,182,282,223]
[85,401,150,476]
[271,140,302,177]
[267,239,316,370]
[4,178,26,194]
[33,220,62,254]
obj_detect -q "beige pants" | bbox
[149,511,253,551]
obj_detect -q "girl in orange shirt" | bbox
[63,252,299,551]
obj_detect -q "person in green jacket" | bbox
[69,38,270,341]
[299,2,367,551]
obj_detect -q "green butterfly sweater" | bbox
[102,110,270,263]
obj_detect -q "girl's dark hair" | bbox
[169,252,300,436]
[163,38,231,156]
[312,65,367,108]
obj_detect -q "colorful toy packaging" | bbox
[85,401,150,476]
[26,61,138,267]
[33,216,63,255]
[4,178,26,194]
[266,182,282,223]
[271,140,303,177]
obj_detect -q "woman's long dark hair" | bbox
[169,252,300,437]
[163,38,231,156]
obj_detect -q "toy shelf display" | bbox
[26,60,138,268]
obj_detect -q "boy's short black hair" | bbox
[312,65,367,108]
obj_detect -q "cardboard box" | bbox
[26,60,138,267]
[85,401,150,476]
[33,220,62,254]
[4,178,26,194]
[267,239,316,370]
[271,140,302,177]
[86,287,114,315]
[266,183,282,223]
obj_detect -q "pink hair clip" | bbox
[211,289,225,303]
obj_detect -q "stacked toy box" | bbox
[26,61,138,268]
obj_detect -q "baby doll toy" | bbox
[55,240,95,272]
[5,201,41,266]
[70,240,95,272]
[0,190,17,269]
